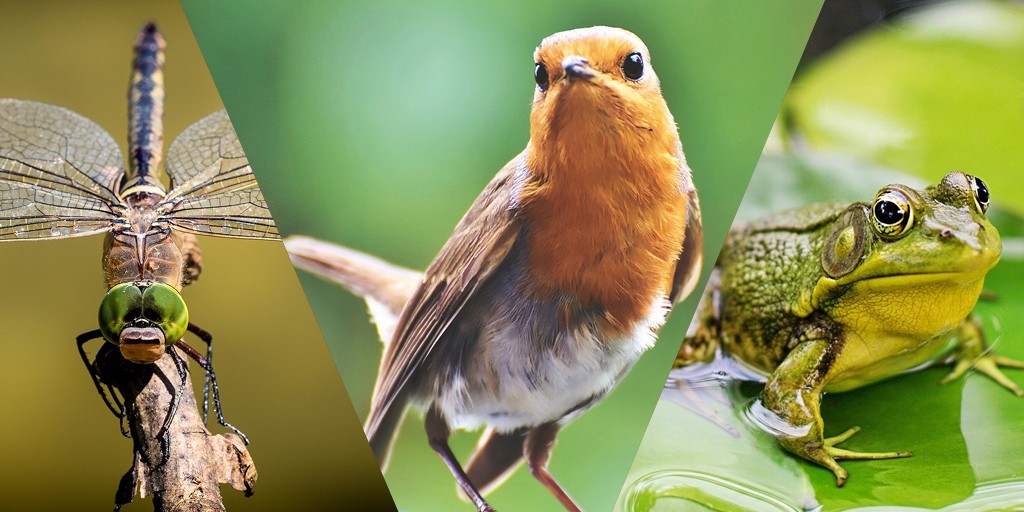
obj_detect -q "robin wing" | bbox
[463,427,528,498]
[669,178,703,303]
[364,156,523,464]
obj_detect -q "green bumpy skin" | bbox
[679,171,1019,486]
[98,281,189,347]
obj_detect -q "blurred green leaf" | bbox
[785,0,1024,216]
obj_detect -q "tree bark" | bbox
[95,343,257,512]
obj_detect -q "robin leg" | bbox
[524,422,581,512]
[425,405,495,512]
[76,329,129,436]
[175,340,249,444]
[186,322,215,422]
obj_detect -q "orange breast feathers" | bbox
[516,28,690,334]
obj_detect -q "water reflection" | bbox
[623,469,818,512]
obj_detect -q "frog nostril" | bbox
[939,230,953,239]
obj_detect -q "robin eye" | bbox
[535,63,549,91]
[622,52,644,81]
[967,174,990,213]
[871,190,914,238]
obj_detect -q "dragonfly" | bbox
[0,23,278,458]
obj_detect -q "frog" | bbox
[676,171,1021,486]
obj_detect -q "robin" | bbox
[288,25,701,511]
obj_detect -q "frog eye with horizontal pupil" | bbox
[967,174,990,213]
[142,283,189,345]
[534,63,549,91]
[872,190,914,238]
[98,283,145,344]
[622,52,644,80]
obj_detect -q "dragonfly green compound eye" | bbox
[98,281,188,356]
[98,283,144,344]
[142,283,189,345]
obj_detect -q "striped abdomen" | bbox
[123,22,166,197]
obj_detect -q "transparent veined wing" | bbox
[161,110,278,240]
[0,99,123,241]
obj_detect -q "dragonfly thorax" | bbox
[103,226,187,291]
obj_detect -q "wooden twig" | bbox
[94,343,257,512]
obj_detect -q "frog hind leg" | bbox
[675,269,721,367]
[762,339,912,487]
[942,315,1024,396]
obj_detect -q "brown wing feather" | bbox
[463,428,528,498]
[669,184,703,303]
[364,155,525,456]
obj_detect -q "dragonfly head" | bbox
[98,281,188,364]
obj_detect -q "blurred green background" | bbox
[182,0,823,510]
[0,0,394,510]
[786,0,1024,216]
[620,0,1024,509]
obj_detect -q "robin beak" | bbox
[562,55,594,81]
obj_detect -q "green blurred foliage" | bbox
[786,0,1024,215]
[183,0,823,510]
[0,0,393,510]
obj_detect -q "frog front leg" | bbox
[942,315,1024,396]
[761,339,912,486]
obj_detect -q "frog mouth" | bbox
[852,270,989,291]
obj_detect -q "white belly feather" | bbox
[436,298,670,432]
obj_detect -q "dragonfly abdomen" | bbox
[123,22,166,198]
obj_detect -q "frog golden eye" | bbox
[872,190,914,238]
[966,174,990,213]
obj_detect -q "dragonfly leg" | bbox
[157,346,189,467]
[76,329,129,437]
[114,449,140,512]
[187,322,214,424]
[175,340,249,444]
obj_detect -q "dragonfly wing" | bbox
[0,99,122,241]
[162,110,278,240]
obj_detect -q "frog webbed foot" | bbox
[943,353,1024,397]
[942,317,1024,396]
[781,426,913,487]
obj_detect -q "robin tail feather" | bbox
[461,428,528,500]
[366,404,406,471]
